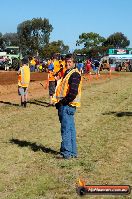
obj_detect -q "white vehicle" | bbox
[4,46,22,70]
[0,52,9,70]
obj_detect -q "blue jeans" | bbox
[58,105,77,158]
[30,65,35,72]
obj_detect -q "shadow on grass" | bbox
[0,100,51,108]
[102,111,132,117]
[9,138,59,155]
[28,100,50,107]
[0,100,19,106]
[35,99,49,105]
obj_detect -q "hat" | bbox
[22,58,28,65]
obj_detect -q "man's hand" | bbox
[55,102,62,109]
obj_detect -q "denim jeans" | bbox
[58,105,77,158]
[30,65,35,72]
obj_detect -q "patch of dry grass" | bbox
[0,72,132,199]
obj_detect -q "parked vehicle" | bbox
[115,61,132,72]
[5,46,22,70]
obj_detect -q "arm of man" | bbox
[55,72,81,108]
[17,68,21,75]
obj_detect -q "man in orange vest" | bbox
[52,54,82,159]
[17,58,30,107]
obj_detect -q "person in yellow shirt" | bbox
[53,56,60,73]
[30,57,36,72]
[17,58,30,107]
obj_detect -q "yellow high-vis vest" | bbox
[18,65,30,87]
[52,68,81,107]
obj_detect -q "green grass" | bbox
[0,72,132,199]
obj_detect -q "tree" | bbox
[76,32,106,58]
[17,18,53,56]
[3,33,19,46]
[42,40,69,58]
[0,32,5,51]
[76,32,106,50]
[103,32,130,48]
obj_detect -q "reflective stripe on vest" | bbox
[18,65,30,87]
[52,68,81,107]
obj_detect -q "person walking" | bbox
[52,54,82,159]
[17,58,30,107]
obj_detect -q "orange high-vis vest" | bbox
[59,60,66,78]
[48,71,55,81]
[52,68,82,107]
[18,65,30,87]
[30,59,36,65]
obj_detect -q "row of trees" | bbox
[0,17,130,58]
[75,32,130,58]
[0,18,69,58]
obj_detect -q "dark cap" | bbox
[22,58,28,65]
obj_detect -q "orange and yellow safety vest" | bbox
[52,68,81,107]
[18,65,30,87]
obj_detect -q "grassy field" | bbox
[0,72,132,199]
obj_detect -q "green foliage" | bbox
[76,32,106,49]
[42,40,69,58]
[75,31,131,58]
[74,48,87,55]
[103,32,130,48]
[3,33,19,46]
[17,18,53,56]
[0,32,5,50]
[74,46,109,59]
[76,32,106,58]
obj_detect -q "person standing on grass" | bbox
[85,59,91,73]
[52,54,82,159]
[77,60,84,74]
[47,59,56,106]
[17,58,30,107]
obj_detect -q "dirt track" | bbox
[0,71,48,104]
[0,71,121,105]
[0,71,48,85]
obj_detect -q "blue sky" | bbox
[1,0,132,51]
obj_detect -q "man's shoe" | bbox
[71,156,78,159]
[56,154,71,160]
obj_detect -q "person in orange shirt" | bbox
[59,57,66,78]
[47,59,56,106]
